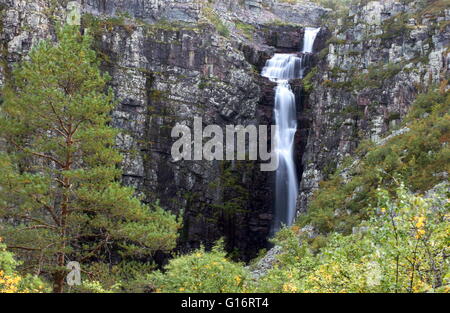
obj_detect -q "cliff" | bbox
[0,0,329,260]
[0,0,448,262]
[298,0,449,217]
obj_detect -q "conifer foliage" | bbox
[0,26,180,293]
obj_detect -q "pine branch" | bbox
[7,246,41,251]
[30,195,60,226]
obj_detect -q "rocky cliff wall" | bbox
[3,0,445,261]
[298,0,449,214]
[0,0,328,260]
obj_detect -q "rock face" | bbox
[298,0,450,214]
[0,0,328,260]
[216,0,328,26]
[2,0,446,262]
[100,22,266,257]
[83,0,202,23]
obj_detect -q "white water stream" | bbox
[262,27,320,233]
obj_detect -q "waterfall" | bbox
[262,54,301,233]
[262,27,320,234]
[302,27,321,53]
[261,54,303,81]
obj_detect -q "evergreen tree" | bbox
[0,25,180,293]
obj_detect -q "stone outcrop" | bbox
[298,0,450,214]
[0,0,328,260]
[2,0,446,263]
[83,0,202,23]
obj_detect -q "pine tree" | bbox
[0,25,180,293]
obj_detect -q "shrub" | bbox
[0,239,48,293]
[149,242,249,293]
[302,89,450,235]
[253,184,449,293]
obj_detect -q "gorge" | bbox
[0,0,448,293]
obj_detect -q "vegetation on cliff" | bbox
[301,89,449,236]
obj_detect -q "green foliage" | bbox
[302,89,450,235]
[0,240,49,293]
[251,227,316,293]
[325,63,403,91]
[81,14,198,42]
[150,241,249,293]
[326,37,346,45]
[72,280,121,293]
[210,161,250,217]
[303,66,318,93]
[405,90,445,120]
[81,13,128,35]
[69,260,158,293]
[234,21,255,39]
[148,205,444,293]
[417,0,450,20]
[21,179,445,294]
[318,47,329,60]
[253,184,450,293]
[379,13,411,40]
[0,25,181,292]
[202,7,230,38]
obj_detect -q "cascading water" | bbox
[262,27,320,234]
[262,54,301,234]
[302,27,321,53]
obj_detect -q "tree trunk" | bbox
[53,124,74,293]
[53,265,65,293]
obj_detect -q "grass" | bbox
[202,7,230,38]
[235,21,256,40]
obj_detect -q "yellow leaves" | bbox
[0,270,22,293]
[414,215,426,229]
[411,277,430,293]
[152,245,248,293]
[416,220,425,228]
[282,282,298,293]
[415,229,426,239]
[291,225,300,234]
[445,213,450,221]
[413,215,426,239]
